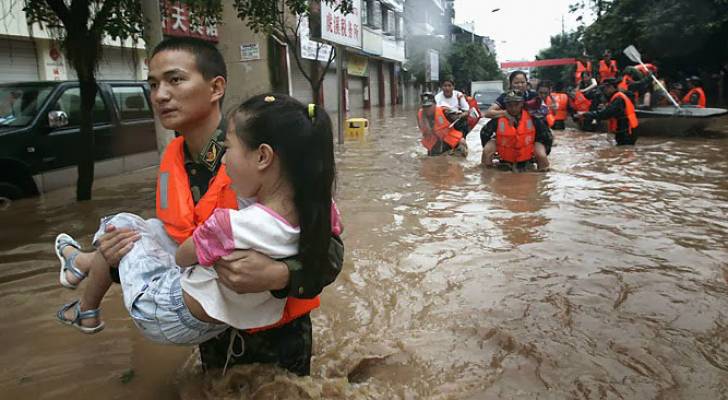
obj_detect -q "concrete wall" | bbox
[216,2,273,113]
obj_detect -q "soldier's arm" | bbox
[271,235,344,299]
[589,97,624,120]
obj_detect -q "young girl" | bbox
[55,94,340,349]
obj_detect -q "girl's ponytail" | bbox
[231,95,335,282]
[291,102,334,280]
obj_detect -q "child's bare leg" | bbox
[61,247,95,286]
[481,140,497,166]
[535,143,550,171]
[62,251,111,327]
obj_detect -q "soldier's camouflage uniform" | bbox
[199,236,344,376]
[108,129,344,376]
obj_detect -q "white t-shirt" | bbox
[435,90,470,112]
[181,203,297,329]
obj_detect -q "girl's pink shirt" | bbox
[192,201,342,266]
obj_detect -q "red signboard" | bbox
[49,47,61,61]
[162,1,218,43]
[500,58,576,69]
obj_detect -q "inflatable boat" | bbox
[634,106,728,136]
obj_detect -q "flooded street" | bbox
[1,107,727,399]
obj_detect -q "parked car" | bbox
[473,90,501,111]
[0,80,157,205]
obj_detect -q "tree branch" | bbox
[44,0,71,27]
[277,8,314,84]
[90,0,115,35]
[315,46,336,91]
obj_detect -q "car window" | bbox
[52,88,110,127]
[0,86,54,127]
[111,86,152,120]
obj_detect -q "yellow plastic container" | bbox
[345,118,369,139]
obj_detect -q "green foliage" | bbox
[447,41,502,91]
[532,30,584,86]
[23,0,222,76]
[233,0,354,33]
[404,37,501,88]
[576,0,728,77]
[231,0,354,102]
[24,0,146,73]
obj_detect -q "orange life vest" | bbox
[156,136,320,332]
[607,91,639,134]
[417,107,463,151]
[571,90,592,113]
[465,96,482,130]
[618,75,638,103]
[496,110,536,163]
[547,93,569,121]
[598,59,618,81]
[542,95,556,127]
[635,63,657,76]
[545,107,555,128]
[575,60,592,84]
[681,87,706,108]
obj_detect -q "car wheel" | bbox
[0,182,24,210]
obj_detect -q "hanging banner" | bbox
[500,58,576,68]
[311,0,362,49]
[347,54,368,76]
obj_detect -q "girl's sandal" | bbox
[56,300,105,334]
[55,233,86,289]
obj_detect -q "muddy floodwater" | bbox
[1,108,727,399]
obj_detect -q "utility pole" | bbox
[141,0,174,155]
[335,45,345,144]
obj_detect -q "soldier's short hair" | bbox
[152,36,227,81]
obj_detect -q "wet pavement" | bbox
[1,108,727,399]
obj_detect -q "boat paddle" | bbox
[623,45,682,110]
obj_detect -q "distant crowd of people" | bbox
[417,49,713,170]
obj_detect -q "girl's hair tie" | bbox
[264,95,276,103]
[308,103,316,123]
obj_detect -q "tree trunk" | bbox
[74,65,97,201]
[67,27,100,202]
[310,61,324,105]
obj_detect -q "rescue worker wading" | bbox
[537,82,556,128]
[598,50,618,83]
[435,78,471,137]
[143,37,344,376]
[418,92,468,157]
[481,91,550,171]
[577,78,639,146]
[575,57,593,86]
[544,82,569,130]
[571,71,599,131]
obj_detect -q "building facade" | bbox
[285,0,406,112]
[403,0,451,98]
[0,1,146,83]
